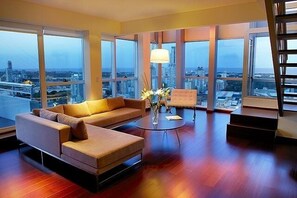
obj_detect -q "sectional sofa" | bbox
[16,97,146,189]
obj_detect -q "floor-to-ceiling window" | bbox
[185,41,209,107]
[0,30,40,125]
[162,43,176,88]
[116,39,138,98]
[216,39,244,110]
[101,40,114,98]
[0,24,86,130]
[248,34,276,97]
[101,37,138,98]
[150,43,158,90]
[44,34,85,106]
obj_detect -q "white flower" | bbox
[141,88,171,108]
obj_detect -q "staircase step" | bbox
[281,74,297,78]
[284,92,297,97]
[229,107,278,130]
[280,63,297,67]
[227,124,276,143]
[274,0,297,3]
[282,84,297,88]
[278,33,297,40]
[279,49,297,54]
[284,100,297,105]
[276,13,297,23]
[283,103,297,111]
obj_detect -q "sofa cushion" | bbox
[82,107,142,128]
[61,124,144,174]
[86,99,109,115]
[32,105,64,116]
[39,109,58,121]
[57,114,88,140]
[47,105,65,114]
[106,97,125,111]
[63,102,91,118]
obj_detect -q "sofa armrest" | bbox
[124,98,146,117]
[16,113,71,157]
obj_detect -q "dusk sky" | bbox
[2,30,293,74]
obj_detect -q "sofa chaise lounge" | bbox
[16,97,146,189]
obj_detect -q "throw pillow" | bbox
[57,113,88,140]
[40,109,58,121]
[47,105,64,114]
[107,97,125,111]
[63,102,91,118]
[86,99,109,115]
[32,108,41,116]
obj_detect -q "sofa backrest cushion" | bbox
[86,99,109,115]
[107,97,125,111]
[32,105,64,116]
[40,109,58,121]
[57,113,88,140]
[47,105,65,114]
[63,102,91,118]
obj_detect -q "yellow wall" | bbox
[121,2,266,35]
[0,0,121,100]
[0,0,120,34]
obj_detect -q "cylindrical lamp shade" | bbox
[150,49,170,63]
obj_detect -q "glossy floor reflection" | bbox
[1,109,297,197]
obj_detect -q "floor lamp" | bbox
[150,49,170,88]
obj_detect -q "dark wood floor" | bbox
[1,109,297,198]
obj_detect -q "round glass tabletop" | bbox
[135,113,185,131]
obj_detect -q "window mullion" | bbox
[37,33,48,108]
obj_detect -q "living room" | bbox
[1,0,297,197]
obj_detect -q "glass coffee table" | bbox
[135,113,185,145]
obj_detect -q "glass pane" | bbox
[102,81,113,98]
[185,78,208,107]
[185,41,209,76]
[47,83,84,107]
[217,39,244,78]
[0,30,40,124]
[251,36,276,97]
[162,43,176,88]
[216,39,244,110]
[150,43,158,90]
[216,79,242,109]
[116,39,136,78]
[101,40,113,79]
[44,35,84,81]
[116,79,136,98]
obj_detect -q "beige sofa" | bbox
[32,97,146,129]
[16,97,145,189]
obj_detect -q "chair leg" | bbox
[193,107,196,121]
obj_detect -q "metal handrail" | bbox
[0,81,34,99]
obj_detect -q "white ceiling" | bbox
[23,0,257,22]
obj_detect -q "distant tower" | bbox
[168,46,176,88]
[170,46,176,64]
[6,61,13,82]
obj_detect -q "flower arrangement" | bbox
[141,87,170,124]
[141,87,170,109]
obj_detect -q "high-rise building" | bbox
[6,61,13,82]
[167,46,176,88]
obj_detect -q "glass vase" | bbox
[151,105,159,125]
